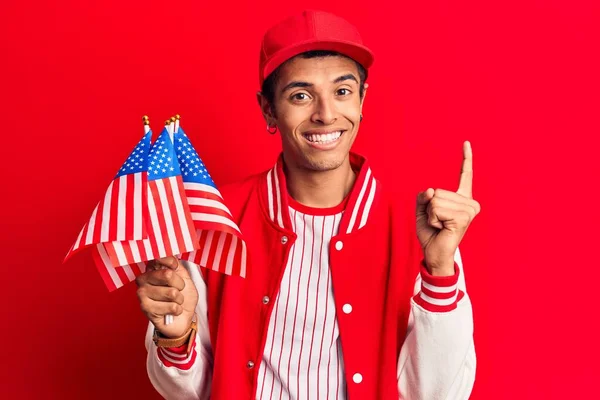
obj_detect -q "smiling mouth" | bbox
[302,130,346,144]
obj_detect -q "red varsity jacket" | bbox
[145,153,476,400]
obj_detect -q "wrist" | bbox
[155,314,195,338]
[429,266,455,277]
[153,315,197,349]
[157,324,191,339]
[424,259,455,276]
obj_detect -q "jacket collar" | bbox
[260,152,379,235]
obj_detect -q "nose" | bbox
[311,96,337,125]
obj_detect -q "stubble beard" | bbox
[301,151,347,172]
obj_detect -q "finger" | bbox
[427,197,477,220]
[428,190,481,215]
[416,188,434,209]
[144,285,185,305]
[149,256,180,271]
[429,188,465,201]
[429,207,472,231]
[140,298,184,318]
[144,268,186,291]
[457,141,473,198]
[416,188,435,223]
[427,197,466,229]
[427,204,443,230]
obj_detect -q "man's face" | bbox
[267,55,365,172]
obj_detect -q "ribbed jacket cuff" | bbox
[156,334,197,370]
[413,260,464,312]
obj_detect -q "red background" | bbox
[2,1,599,398]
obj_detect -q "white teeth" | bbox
[305,131,342,144]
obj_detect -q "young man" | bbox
[135,10,480,400]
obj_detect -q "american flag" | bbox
[93,127,199,291]
[144,127,198,258]
[66,131,151,260]
[176,127,247,277]
[68,126,200,291]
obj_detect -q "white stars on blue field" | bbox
[147,128,181,181]
[116,131,151,178]
[173,128,215,187]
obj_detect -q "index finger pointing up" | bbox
[457,141,473,198]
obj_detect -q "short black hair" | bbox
[261,50,368,116]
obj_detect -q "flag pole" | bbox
[162,116,180,326]
[142,115,150,134]
[168,116,176,143]
[174,114,180,134]
[144,116,164,320]
[166,115,181,326]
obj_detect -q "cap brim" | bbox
[261,39,374,85]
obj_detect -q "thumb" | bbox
[151,256,181,272]
[416,188,436,246]
[416,188,434,214]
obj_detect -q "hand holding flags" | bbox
[65,115,247,323]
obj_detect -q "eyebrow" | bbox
[280,73,359,94]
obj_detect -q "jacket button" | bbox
[247,361,255,369]
[342,303,353,314]
[281,236,288,244]
[353,373,363,383]
[262,296,270,304]
[335,240,343,251]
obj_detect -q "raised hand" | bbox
[415,141,481,276]
[135,256,199,338]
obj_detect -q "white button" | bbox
[247,361,255,369]
[281,236,288,244]
[335,240,343,251]
[262,296,270,304]
[342,303,353,314]
[353,373,363,383]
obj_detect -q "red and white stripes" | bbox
[256,207,347,400]
[147,176,197,258]
[156,338,198,371]
[345,167,376,234]
[266,165,285,229]
[181,229,247,277]
[180,181,247,278]
[92,242,146,291]
[413,261,464,312]
[91,175,198,292]
[264,161,377,235]
[70,172,147,254]
[185,182,243,236]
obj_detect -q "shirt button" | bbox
[342,303,353,314]
[281,236,288,244]
[246,361,255,369]
[335,240,343,251]
[353,373,363,383]
[262,296,270,304]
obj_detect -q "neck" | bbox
[283,155,357,209]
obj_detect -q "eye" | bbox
[337,88,352,96]
[291,92,310,101]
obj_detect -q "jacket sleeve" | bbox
[397,247,476,400]
[145,260,214,400]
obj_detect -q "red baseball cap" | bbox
[259,10,374,87]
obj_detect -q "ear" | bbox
[256,91,275,124]
[359,83,369,113]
